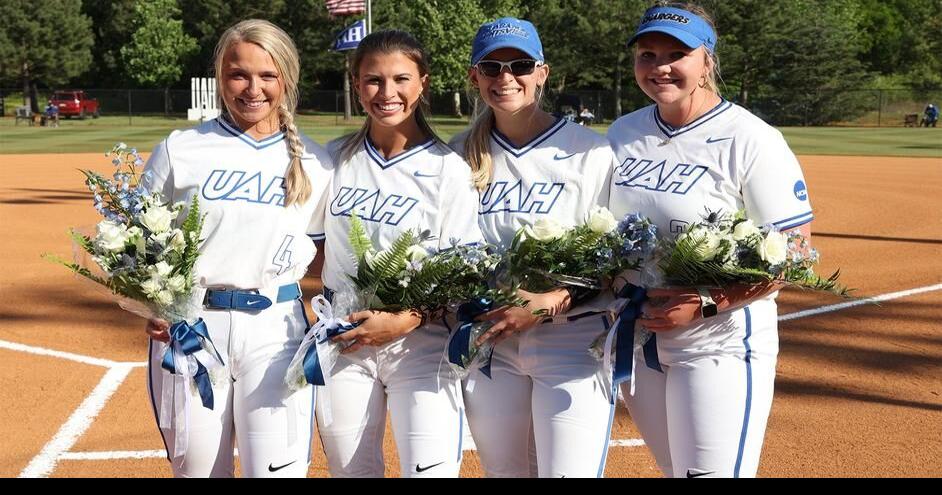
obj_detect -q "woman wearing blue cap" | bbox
[607,2,815,478]
[451,17,617,478]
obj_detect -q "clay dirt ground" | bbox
[1,153,939,477]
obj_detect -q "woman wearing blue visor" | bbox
[451,17,617,478]
[607,3,815,478]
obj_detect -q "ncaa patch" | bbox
[793,180,808,201]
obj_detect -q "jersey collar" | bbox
[364,137,436,169]
[490,117,567,158]
[217,116,286,150]
[653,99,732,139]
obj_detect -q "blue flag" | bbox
[333,19,366,51]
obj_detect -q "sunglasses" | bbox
[475,59,542,78]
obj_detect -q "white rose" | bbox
[95,220,130,252]
[524,218,566,242]
[732,219,760,241]
[140,205,174,233]
[759,231,789,265]
[406,245,429,262]
[154,290,174,307]
[126,226,143,241]
[166,274,187,293]
[140,275,162,296]
[683,226,723,260]
[586,206,618,234]
[168,229,186,252]
[151,261,173,277]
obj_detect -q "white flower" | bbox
[168,229,186,252]
[682,226,723,260]
[524,218,566,242]
[732,219,760,241]
[151,261,173,277]
[95,220,130,252]
[586,206,618,234]
[758,231,789,265]
[140,205,174,233]
[364,249,380,268]
[166,274,187,293]
[126,226,143,241]
[406,245,429,262]
[154,290,174,307]
[140,275,162,296]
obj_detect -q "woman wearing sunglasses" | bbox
[450,17,617,478]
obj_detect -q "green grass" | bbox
[778,127,941,157]
[1,114,939,157]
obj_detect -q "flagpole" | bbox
[367,0,372,34]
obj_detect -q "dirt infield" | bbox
[1,153,939,477]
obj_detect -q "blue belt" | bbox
[204,283,301,311]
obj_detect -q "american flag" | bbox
[325,0,366,17]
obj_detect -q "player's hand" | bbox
[332,310,422,354]
[474,288,571,345]
[639,287,701,332]
[145,318,170,343]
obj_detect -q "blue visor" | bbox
[471,17,544,66]
[627,6,716,52]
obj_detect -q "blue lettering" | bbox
[480,181,564,214]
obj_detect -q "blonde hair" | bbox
[338,30,442,165]
[463,73,547,191]
[213,19,311,207]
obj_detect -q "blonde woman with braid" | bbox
[142,19,333,477]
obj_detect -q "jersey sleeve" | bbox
[141,138,175,202]
[307,174,331,241]
[437,160,484,248]
[587,143,616,209]
[740,129,814,231]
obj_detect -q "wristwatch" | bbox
[697,287,718,318]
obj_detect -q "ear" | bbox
[468,67,480,89]
[421,73,430,93]
[535,63,550,87]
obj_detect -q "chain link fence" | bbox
[3,87,940,127]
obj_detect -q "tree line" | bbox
[1,0,939,125]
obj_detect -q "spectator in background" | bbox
[579,105,595,126]
[923,103,938,127]
[42,100,59,127]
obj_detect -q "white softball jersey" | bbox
[315,136,483,478]
[451,119,618,478]
[607,100,813,478]
[143,117,332,477]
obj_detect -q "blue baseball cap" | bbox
[470,17,544,66]
[627,6,717,52]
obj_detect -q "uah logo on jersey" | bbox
[202,170,286,206]
[614,157,708,195]
[329,186,419,226]
[793,180,808,201]
[480,180,564,215]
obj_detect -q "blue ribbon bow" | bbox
[160,318,220,409]
[301,319,359,386]
[612,284,662,390]
[448,297,495,378]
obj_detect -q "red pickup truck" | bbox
[50,90,99,119]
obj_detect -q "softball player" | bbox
[314,30,482,478]
[607,3,815,478]
[450,18,617,478]
[143,20,332,478]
